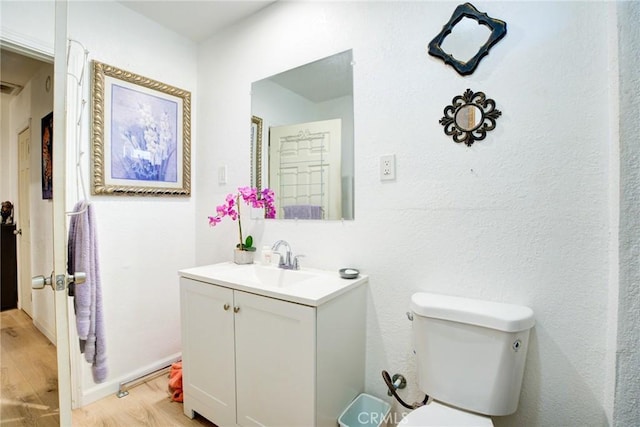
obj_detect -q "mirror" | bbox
[251,50,354,220]
[440,17,491,64]
[439,88,501,146]
[455,104,482,131]
[428,3,507,76]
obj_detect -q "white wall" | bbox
[0,0,59,359]
[615,1,640,424]
[3,1,634,424]
[0,0,55,58]
[66,1,198,404]
[196,2,619,426]
[1,96,14,200]
[2,62,56,341]
[27,64,56,340]
[1,1,57,342]
[2,0,198,407]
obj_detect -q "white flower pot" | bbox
[234,249,255,265]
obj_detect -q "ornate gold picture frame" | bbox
[91,61,191,196]
[250,115,263,191]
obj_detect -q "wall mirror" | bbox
[251,50,354,220]
[428,2,507,76]
[439,88,501,146]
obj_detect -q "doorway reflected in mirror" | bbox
[251,50,354,220]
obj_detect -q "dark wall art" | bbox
[41,111,53,199]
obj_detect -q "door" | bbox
[17,126,33,316]
[5,1,72,424]
[270,119,342,220]
[180,278,236,426]
[235,291,316,427]
[51,2,73,423]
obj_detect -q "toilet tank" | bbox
[410,292,535,416]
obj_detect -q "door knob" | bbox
[32,272,85,291]
[13,228,22,235]
[69,272,86,285]
[32,273,53,290]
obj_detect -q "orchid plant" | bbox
[208,187,276,251]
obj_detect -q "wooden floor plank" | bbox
[72,375,215,426]
[2,309,215,426]
[1,309,60,427]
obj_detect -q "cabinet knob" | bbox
[223,303,230,311]
[233,306,240,313]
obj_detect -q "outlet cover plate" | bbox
[380,154,396,181]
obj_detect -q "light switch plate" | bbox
[218,165,227,184]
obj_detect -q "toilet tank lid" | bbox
[411,292,535,332]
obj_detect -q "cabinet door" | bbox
[180,278,236,426]
[235,291,316,427]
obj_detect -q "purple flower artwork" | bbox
[110,84,178,182]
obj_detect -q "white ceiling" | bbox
[0,49,50,97]
[118,0,276,42]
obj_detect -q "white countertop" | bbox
[178,262,368,307]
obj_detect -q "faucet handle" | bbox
[293,255,305,270]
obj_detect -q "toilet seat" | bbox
[400,401,493,426]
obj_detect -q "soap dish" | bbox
[339,268,360,279]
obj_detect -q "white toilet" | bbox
[401,292,535,426]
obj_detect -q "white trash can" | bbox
[338,393,392,427]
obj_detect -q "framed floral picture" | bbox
[91,61,191,196]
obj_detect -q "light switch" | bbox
[218,165,227,184]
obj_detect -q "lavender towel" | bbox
[283,205,323,220]
[68,201,107,383]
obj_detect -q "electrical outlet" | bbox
[380,154,396,181]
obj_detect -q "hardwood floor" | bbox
[1,309,215,426]
[72,375,214,427]
[1,309,59,426]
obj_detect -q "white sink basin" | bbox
[179,262,368,306]
[215,264,316,288]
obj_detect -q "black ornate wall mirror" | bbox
[428,3,507,76]
[439,89,501,146]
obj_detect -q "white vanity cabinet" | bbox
[179,265,367,427]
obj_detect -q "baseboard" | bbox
[77,352,182,407]
[33,318,56,345]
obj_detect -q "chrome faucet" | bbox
[271,240,300,270]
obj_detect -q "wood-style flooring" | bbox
[1,309,214,426]
[72,374,214,427]
[1,308,59,426]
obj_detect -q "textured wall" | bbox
[65,1,198,405]
[615,1,640,425]
[2,63,56,340]
[196,2,617,426]
[64,1,198,404]
[1,96,14,201]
